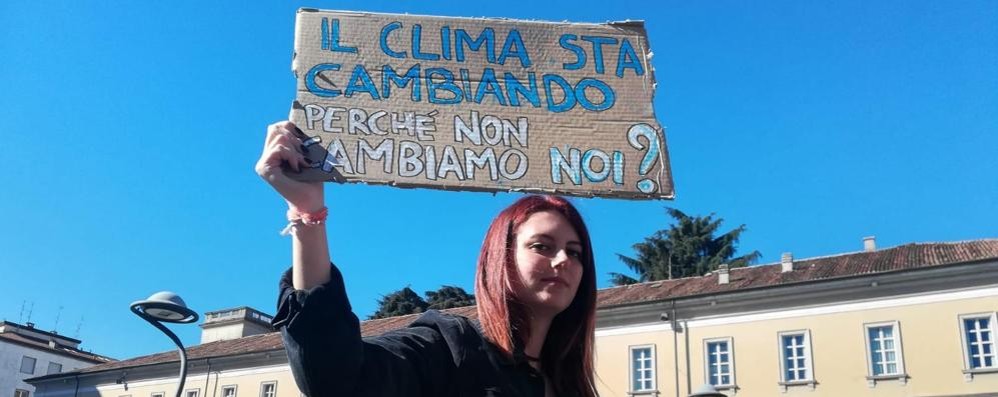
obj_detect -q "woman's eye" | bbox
[529,243,549,252]
[567,249,582,258]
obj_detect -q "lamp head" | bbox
[130,291,198,324]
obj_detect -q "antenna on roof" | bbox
[25,301,34,324]
[74,316,85,339]
[53,305,63,333]
[19,300,25,323]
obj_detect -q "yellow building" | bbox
[594,238,998,397]
[27,239,998,397]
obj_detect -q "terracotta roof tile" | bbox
[595,239,998,307]
[60,306,481,377]
[360,306,479,337]
[45,239,998,379]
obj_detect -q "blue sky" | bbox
[1,0,995,360]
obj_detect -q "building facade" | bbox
[1,321,112,397]
[595,241,998,396]
[27,239,998,397]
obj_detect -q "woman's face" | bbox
[512,210,584,317]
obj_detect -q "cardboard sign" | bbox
[289,8,674,199]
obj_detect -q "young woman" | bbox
[257,121,598,397]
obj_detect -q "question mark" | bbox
[627,123,661,194]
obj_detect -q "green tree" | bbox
[610,208,761,285]
[425,285,476,310]
[370,287,428,319]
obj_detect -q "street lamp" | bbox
[131,292,199,397]
[689,384,727,397]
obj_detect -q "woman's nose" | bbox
[551,249,570,268]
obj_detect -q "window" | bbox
[15,390,30,397]
[704,337,735,388]
[864,321,906,379]
[221,385,237,397]
[259,382,276,397]
[20,356,37,374]
[185,389,199,397]
[778,331,814,384]
[47,362,63,375]
[629,345,656,393]
[151,393,165,397]
[960,313,998,371]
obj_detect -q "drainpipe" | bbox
[684,319,691,394]
[669,301,679,397]
[204,358,212,397]
[73,374,80,397]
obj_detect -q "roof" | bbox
[38,331,287,377]
[1,321,83,344]
[32,239,998,380]
[597,239,998,307]
[358,306,479,337]
[32,305,480,379]
[0,331,114,364]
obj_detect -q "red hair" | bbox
[475,195,597,397]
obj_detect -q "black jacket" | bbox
[272,265,546,397]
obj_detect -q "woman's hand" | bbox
[257,120,331,289]
[255,121,324,212]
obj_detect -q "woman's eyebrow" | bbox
[531,233,581,246]
[530,233,555,241]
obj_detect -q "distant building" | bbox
[26,239,998,397]
[1,321,113,397]
[199,307,274,345]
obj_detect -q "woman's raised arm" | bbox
[257,120,467,397]
[255,120,330,289]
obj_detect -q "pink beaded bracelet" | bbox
[279,206,328,236]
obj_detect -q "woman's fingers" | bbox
[260,121,309,174]
[265,121,309,161]
[297,152,312,170]
[257,144,291,179]
[264,122,284,150]
[257,120,324,211]
[276,136,312,172]
[266,121,300,150]
[275,143,301,172]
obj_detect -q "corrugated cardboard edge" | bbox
[297,7,646,28]
[622,19,676,200]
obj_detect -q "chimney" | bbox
[718,264,730,284]
[781,252,794,273]
[863,236,876,252]
[200,307,275,344]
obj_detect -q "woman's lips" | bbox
[541,276,569,287]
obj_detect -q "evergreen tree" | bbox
[611,208,761,285]
[425,285,476,310]
[369,287,429,319]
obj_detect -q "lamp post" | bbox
[130,292,199,397]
